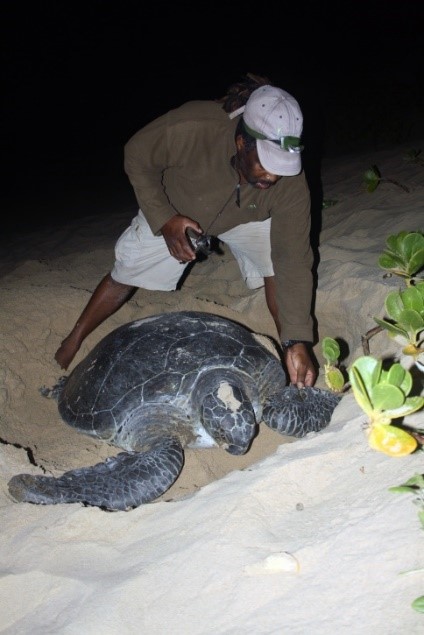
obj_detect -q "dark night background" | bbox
[2,0,424,237]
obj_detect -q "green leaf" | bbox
[385,291,405,321]
[401,473,424,488]
[398,308,424,333]
[390,473,424,493]
[366,180,379,193]
[383,395,424,418]
[378,232,424,279]
[388,485,416,494]
[322,199,338,209]
[352,356,382,386]
[381,363,412,394]
[322,337,340,363]
[348,357,383,414]
[412,595,424,613]
[349,366,373,414]
[348,355,424,422]
[364,166,380,192]
[395,231,410,246]
[404,395,424,412]
[386,231,407,253]
[402,231,424,258]
[370,384,405,410]
[409,248,424,276]
[325,368,345,392]
[374,317,408,339]
[378,253,406,271]
[396,365,413,395]
[386,363,407,387]
[401,286,424,312]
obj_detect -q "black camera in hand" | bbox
[186,229,213,256]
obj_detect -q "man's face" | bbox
[236,139,282,190]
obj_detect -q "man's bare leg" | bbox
[264,275,281,337]
[54,273,136,370]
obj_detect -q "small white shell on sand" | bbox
[244,552,300,575]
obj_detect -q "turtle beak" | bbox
[225,442,250,456]
[222,415,257,455]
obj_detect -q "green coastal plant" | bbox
[362,231,424,358]
[348,356,423,456]
[322,198,338,209]
[363,165,409,193]
[321,341,423,456]
[389,473,424,613]
[320,222,424,610]
[321,228,424,458]
[320,218,424,609]
[404,148,424,167]
[373,282,424,360]
[321,337,346,393]
[378,231,424,285]
[390,473,424,528]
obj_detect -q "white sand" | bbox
[1,143,423,634]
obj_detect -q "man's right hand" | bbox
[161,215,204,263]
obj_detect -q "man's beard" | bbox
[250,178,273,189]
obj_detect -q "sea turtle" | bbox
[8,311,341,511]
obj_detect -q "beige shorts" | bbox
[111,210,274,291]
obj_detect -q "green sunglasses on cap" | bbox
[243,121,304,153]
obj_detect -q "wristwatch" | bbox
[282,339,311,349]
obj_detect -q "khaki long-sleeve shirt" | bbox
[124,99,314,343]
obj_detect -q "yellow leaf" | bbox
[402,343,420,356]
[367,423,417,457]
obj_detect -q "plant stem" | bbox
[385,178,410,193]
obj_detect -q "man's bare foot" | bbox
[54,337,81,370]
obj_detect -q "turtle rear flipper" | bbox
[8,436,184,511]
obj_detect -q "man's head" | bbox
[234,122,279,190]
[234,85,304,187]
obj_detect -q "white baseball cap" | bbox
[242,85,304,176]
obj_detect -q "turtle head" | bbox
[200,380,257,455]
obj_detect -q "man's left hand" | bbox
[283,343,316,388]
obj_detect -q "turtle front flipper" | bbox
[262,386,342,437]
[7,436,184,511]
